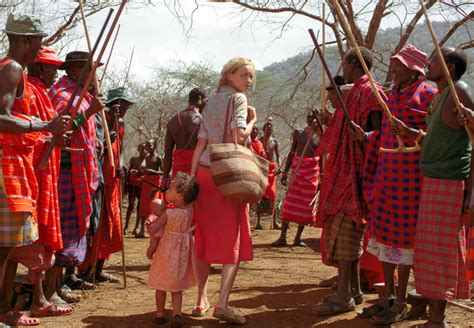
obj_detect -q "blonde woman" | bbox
[190,57,257,325]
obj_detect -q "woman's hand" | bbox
[247,106,256,124]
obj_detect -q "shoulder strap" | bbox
[222,94,235,143]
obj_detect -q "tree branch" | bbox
[364,0,390,49]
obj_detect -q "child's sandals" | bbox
[191,302,210,317]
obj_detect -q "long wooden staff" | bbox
[330,0,420,153]
[421,1,474,142]
[115,114,127,288]
[78,0,123,170]
[308,29,354,127]
[321,3,327,111]
[77,0,128,287]
[38,8,114,171]
[100,24,121,86]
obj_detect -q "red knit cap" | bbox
[36,46,63,67]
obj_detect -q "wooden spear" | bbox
[38,8,114,171]
[100,24,121,86]
[78,0,129,288]
[77,0,123,170]
[329,0,421,153]
[420,0,474,142]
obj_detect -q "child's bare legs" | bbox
[124,194,136,235]
[147,238,159,260]
[216,263,239,309]
[171,291,182,316]
[195,258,210,308]
[155,290,166,318]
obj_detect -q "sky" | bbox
[67,1,450,78]
[81,1,341,76]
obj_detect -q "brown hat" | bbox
[58,51,103,70]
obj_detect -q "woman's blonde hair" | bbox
[217,57,256,92]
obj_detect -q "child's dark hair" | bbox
[174,172,199,204]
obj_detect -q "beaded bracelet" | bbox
[415,129,426,143]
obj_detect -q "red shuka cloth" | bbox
[28,76,62,250]
[0,59,38,214]
[263,162,277,202]
[281,156,319,225]
[140,174,161,218]
[315,75,385,226]
[368,81,437,248]
[86,139,123,262]
[172,149,194,177]
[251,138,266,158]
[49,76,99,236]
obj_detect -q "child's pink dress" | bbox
[148,206,196,292]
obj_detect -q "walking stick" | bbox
[77,0,122,170]
[100,24,121,86]
[141,178,167,192]
[115,114,127,289]
[329,0,421,153]
[309,29,354,128]
[38,9,113,171]
[77,0,129,287]
[420,1,474,142]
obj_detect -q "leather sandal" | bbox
[213,307,246,325]
[315,296,355,316]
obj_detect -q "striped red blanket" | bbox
[281,156,319,225]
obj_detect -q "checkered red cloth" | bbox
[281,156,319,225]
[49,76,99,236]
[28,76,63,251]
[0,59,38,214]
[55,167,87,266]
[414,177,470,300]
[467,225,474,281]
[315,75,385,226]
[368,81,437,248]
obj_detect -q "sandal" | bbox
[170,314,183,328]
[49,294,71,307]
[95,272,120,283]
[315,296,355,316]
[319,276,338,288]
[371,304,409,326]
[151,316,167,325]
[66,275,94,290]
[4,311,40,326]
[358,303,387,318]
[30,304,73,317]
[59,286,82,303]
[271,238,287,247]
[191,302,210,317]
[213,307,246,325]
[415,319,449,328]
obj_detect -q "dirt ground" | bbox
[37,213,474,328]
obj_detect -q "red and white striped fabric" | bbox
[281,155,319,225]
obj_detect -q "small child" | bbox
[147,172,199,327]
[145,198,166,260]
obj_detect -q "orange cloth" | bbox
[28,76,62,250]
[0,58,38,214]
[172,149,194,177]
[148,206,196,292]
